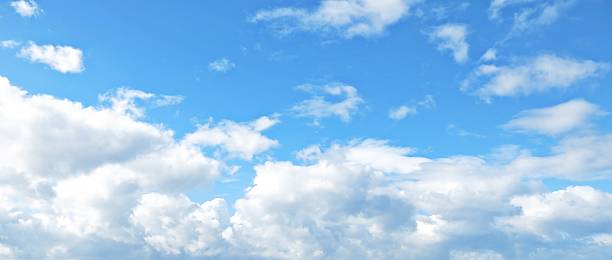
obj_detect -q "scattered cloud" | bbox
[389,95,435,120]
[251,0,422,38]
[183,116,280,160]
[462,54,609,101]
[99,88,183,119]
[208,58,235,72]
[17,42,84,73]
[428,24,469,63]
[10,0,40,17]
[292,83,364,124]
[503,99,607,136]
[481,48,497,62]
[488,0,577,35]
[1,40,20,49]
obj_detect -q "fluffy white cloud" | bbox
[2,76,612,259]
[10,0,40,17]
[183,116,279,160]
[462,54,609,101]
[503,99,607,136]
[251,0,422,38]
[292,83,364,124]
[429,24,469,63]
[18,42,84,73]
[497,186,612,239]
[208,58,235,72]
[130,193,229,256]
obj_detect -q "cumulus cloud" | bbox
[503,99,607,136]
[208,58,235,72]
[462,54,609,101]
[10,0,40,17]
[130,193,229,256]
[2,76,612,259]
[292,83,364,124]
[497,186,612,239]
[251,0,422,38]
[429,24,470,63]
[183,116,280,160]
[18,42,84,73]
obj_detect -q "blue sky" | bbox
[1,0,612,259]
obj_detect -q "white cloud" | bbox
[98,88,183,119]
[450,250,505,260]
[503,99,607,136]
[10,0,40,17]
[463,54,609,101]
[429,24,469,63]
[481,48,497,62]
[389,105,415,120]
[389,95,435,120]
[1,40,20,49]
[208,58,235,72]
[497,186,612,239]
[183,116,279,160]
[292,83,364,123]
[251,0,422,38]
[488,0,577,34]
[2,75,612,259]
[130,193,229,256]
[18,42,84,73]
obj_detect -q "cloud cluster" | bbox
[2,76,612,259]
[208,58,236,73]
[251,0,422,38]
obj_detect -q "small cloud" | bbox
[480,48,497,62]
[18,42,84,74]
[1,40,20,49]
[208,58,236,72]
[502,99,607,136]
[10,0,40,17]
[389,95,435,121]
[250,0,419,38]
[428,23,469,63]
[292,83,364,124]
[99,88,184,118]
[463,54,609,102]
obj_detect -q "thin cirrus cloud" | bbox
[292,83,364,124]
[251,0,421,38]
[98,88,184,119]
[17,42,84,73]
[428,23,469,63]
[389,95,435,120]
[502,99,607,136]
[208,58,236,72]
[10,0,40,17]
[462,54,609,101]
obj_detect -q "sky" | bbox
[1,0,612,259]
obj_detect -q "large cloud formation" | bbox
[1,76,612,259]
